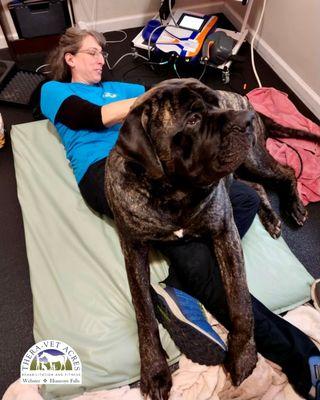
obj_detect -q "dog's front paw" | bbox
[140,356,172,400]
[225,334,257,386]
[290,199,308,226]
[258,207,282,238]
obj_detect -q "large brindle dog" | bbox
[105,78,320,400]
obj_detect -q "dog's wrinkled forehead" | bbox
[152,87,200,126]
[132,78,218,125]
[134,78,217,104]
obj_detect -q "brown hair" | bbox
[47,27,106,82]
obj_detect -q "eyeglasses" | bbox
[76,49,107,59]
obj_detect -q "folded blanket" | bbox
[247,87,320,205]
[5,304,320,400]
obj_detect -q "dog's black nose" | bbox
[244,111,257,145]
[246,111,255,127]
[227,110,255,131]
[247,111,255,123]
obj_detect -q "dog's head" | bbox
[116,78,255,188]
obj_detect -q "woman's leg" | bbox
[156,179,260,323]
[228,179,261,238]
[155,180,318,398]
[78,157,113,218]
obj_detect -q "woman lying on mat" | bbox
[40,27,320,399]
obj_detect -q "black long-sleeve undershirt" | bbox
[54,95,105,131]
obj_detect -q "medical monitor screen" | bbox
[177,14,206,31]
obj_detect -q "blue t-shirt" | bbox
[40,81,145,183]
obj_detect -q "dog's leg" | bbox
[239,147,307,226]
[213,219,257,386]
[118,235,172,400]
[259,113,320,143]
[237,179,282,238]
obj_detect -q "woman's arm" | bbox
[101,97,137,127]
[55,96,137,131]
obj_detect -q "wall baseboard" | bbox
[0,36,8,49]
[0,31,19,49]
[224,2,320,120]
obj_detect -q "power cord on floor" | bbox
[173,59,208,81]
[250,0,267,88]
[105,52,149,71]
[35,64,50,74]
[104,30,127,44]
[249,1,304,179]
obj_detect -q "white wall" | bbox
[0,0,18,45]
[0,0,319,118]
[224,0,320,119]
[72,0,224,32]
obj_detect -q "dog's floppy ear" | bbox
[183,78,219,107]
[116,105,164,179]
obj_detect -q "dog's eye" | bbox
[186,113,201,126]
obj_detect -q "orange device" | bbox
[155,11,218,61]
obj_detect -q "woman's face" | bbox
[65,35,105,84]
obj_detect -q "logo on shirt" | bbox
[20,340,82,385]
[102,91,117,99]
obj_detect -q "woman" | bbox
[40,27,319,399]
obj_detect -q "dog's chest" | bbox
[107,155,226,242]
[119,182,220,241]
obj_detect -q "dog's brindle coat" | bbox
[105,78,320,400]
